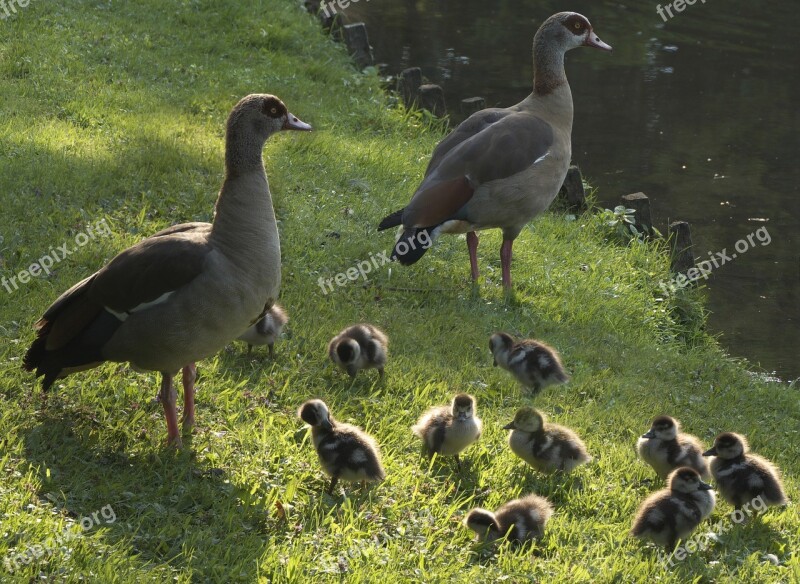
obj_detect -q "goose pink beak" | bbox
[585,32,612,52]
[284,113,312,131]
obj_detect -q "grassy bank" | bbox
[0,1,797,582]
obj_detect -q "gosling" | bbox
[328,324,388,378]
[636,415,709,480]
[412,393,482,468]
[297,399,385,494]
[703,432,787,510]
[489,332,569,395]
[503,407,591,473]
[238,304,288,356]
[464,494,553,544]
[631,467,715,550]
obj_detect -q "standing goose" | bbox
[23,94,311,447]
[377,12,611,289]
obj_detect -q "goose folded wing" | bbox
[402,112,554,228]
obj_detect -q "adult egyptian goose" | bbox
[377,12,611,289]
[23,94,311,447]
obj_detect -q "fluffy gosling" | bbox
[328,324,388,378]
[489,332,569,394]
[703,432,787,510]
[412,393,482,468]
[637,415,709,480]
[237,304,288,356]
[464,494,553,544]
[631,467,715,550]
[297,399,385,494]
[503,407,591,473]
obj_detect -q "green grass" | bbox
[0,1,797,582]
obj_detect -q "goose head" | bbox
[668,467,714,495]
[227,94,312,140]
[452,393,476,422]
[489,332,515,367]
[536,12,612,54]
[642,415,678,441]
[503,407,544,433]
[298,399,333,432]
[703,432,747,460]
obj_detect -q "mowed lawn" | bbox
[0,1,797,582]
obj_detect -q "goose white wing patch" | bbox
[106,291,175,321]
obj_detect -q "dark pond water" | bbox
[340,0,799,381]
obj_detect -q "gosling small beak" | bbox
[457,412,469,422]
[702,447,717,457]
[284,112,312,131]
[502,422,515,430]
[642,430,656,439]
[698,481,714,491]
[584,31,612,52]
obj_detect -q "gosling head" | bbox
[703,432,747,460]
[332,338,361,376]
[463,508,500,541]
[668,467,714,495]
[452,393,476,422]
[642,415,678,441]
[489,332,515,366]
[298,399,333,432]
[502,407,544,433]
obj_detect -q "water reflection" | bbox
[344,0,799,380]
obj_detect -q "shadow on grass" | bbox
[19,403,285,578]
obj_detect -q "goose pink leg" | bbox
[500,239,514,289]
[467,231,480,281]
[159,373,181,447]
[182,363,197,429]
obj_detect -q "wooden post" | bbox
[398,67,422,109]
[559,165,587,210]
[669,221,694,273]
[461,97,485,117]
[621,192,652,234]
[417,84,446,117]
[342,23,373,69]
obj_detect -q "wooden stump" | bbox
[461,97,485,117]
[398,67,422,109]
[669,221,694,274]
[417,84,446,117]
[621,192,653,234]
[559,165,587,210]
[342,23,374,69]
